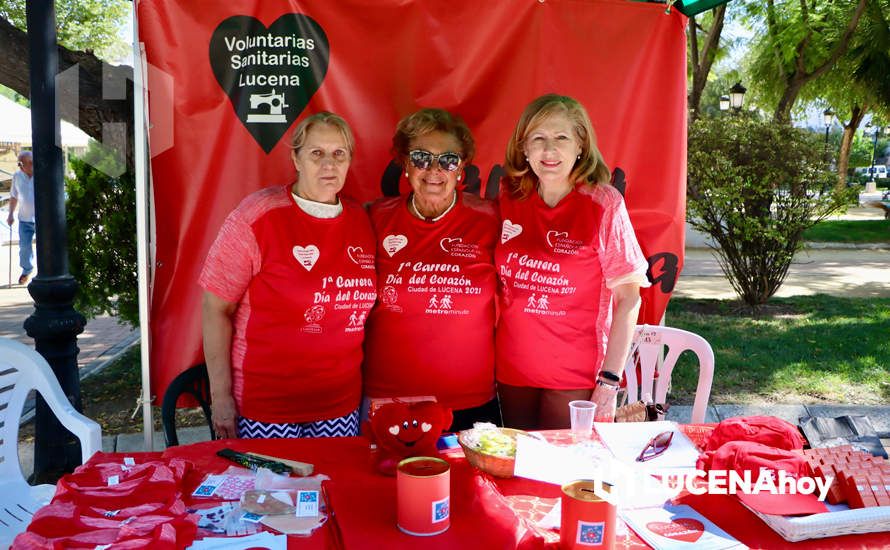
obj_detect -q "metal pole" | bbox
[7,223,11,288]
[25,0,87,483]
[132,1,155,452]
[870,128,879,181]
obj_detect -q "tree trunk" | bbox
[688,5,727,121]
[0,17,134,170]
[837,105,867,191]
[774,78,807,124]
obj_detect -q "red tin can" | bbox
[396,456,451,536]
[560,480,616,549]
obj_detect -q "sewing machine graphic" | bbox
[246,89,289,123]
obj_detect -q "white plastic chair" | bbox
[0,337,102,547]
[622,324,715,423]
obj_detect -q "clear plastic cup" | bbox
[569,400,596,439]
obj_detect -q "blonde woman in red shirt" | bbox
[200,112,377,439]
[496,94,650,429]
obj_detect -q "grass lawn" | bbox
[666,295,890,406]
[803,219,890,243]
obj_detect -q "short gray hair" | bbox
[290,112,355,155]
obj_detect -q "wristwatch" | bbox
[598,370,621,384]
[595,379,619,391]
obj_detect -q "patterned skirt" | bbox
[237,408,359,439]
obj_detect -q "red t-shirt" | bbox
[495,184,648,389]
[199,185,377,423]
[363,193,498,410]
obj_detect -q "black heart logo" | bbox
[209,14,329,153]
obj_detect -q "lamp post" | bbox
[865,123,880,182]
[823,109,833,144]
[26,0,87,482]
[729,82,746,112]
[719,95,730,112]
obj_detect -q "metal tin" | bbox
[560,480,616,549]
[396,456,451,536]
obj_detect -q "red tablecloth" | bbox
[82,428,890,550]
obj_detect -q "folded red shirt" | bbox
[703,415,805,452]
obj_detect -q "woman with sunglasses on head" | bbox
[200,112,377,440]
[496,94,650,430]
[363,108,500,431]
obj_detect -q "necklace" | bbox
[411,191,456,223]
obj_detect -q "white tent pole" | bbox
[132,1,154,452]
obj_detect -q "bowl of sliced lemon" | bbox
[458,424,527,478]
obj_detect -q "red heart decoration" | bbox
[645,518,705,543]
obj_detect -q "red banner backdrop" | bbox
[137,0,688,401]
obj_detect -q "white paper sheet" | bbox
[594,421,700,471]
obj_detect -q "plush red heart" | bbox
[367,400,452,475]
[645,518,704,543]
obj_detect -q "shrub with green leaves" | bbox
[687,115,853,307]
[65,143,137,326]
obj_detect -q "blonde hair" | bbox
[503,94,611,199]
[391,108,475,166]
[291,111,355,155]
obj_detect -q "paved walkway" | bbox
[678,205,890,299]
[0,285,139,374]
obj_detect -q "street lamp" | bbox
[719,95,730,111]
[865,123,880,182]
[823,108,833,144]
[729,82,746,111]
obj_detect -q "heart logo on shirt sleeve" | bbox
[645,518,705,543]
[501,220,523,243]
[293,245,320,271]
[545,230,569,247]
[382,234,408,257]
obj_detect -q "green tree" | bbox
[1,2,137,325]
[797,0,890,188]
[744,0,868,124]
[65,142,138,325]
[687,114,852,307]
[0,2,134,167]
[0,0,129,61]
[851,130,885,170]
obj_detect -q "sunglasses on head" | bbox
[636,430,674,462]
[408,149,461,172]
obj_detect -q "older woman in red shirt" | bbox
[201,112,377,439]
[363,109,500,431]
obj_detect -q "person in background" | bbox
[200,112,377,439]
[363,108,500,431]
[7,151,35,285]
[495,94,650,430]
